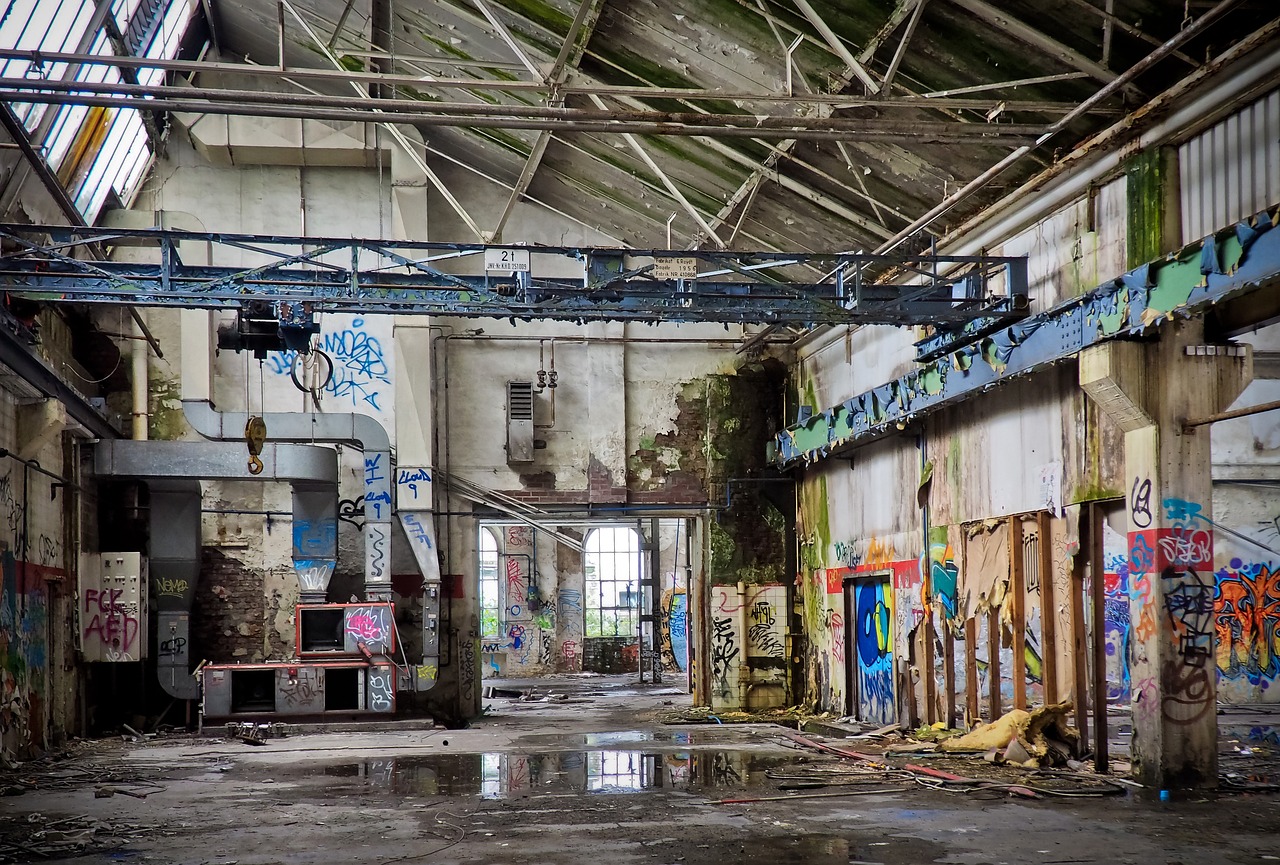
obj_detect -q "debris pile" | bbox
[938,702,1081,768]
[0,814,161,862]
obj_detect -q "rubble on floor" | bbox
[0,813,167,862]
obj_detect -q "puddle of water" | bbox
[309,749,783,798]
[516,729,719,747]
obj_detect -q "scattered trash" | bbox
[0,814,158,863]
[225,722,287,745]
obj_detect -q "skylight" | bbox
[0,0,195,222]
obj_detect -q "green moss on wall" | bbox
[1125,149,1165,269]
[148,377,185,441]
[641,362,789,587]
[798,473,829,570]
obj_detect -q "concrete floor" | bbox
[2,676,1279,865]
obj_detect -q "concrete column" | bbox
[1080,320,1251,789]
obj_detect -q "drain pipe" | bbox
[131,314,148,441]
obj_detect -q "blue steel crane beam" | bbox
[0,224,1029,327]
[774,205,1280,467]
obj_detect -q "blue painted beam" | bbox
[774,205,1280,467]
[0,224,1028,327]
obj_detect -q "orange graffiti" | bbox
[865,537,897,568]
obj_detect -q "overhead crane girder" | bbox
[0,224,1029,329]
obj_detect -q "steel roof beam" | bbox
[947,0,1140,96]
[492,0,606,242]
[0,49,1106,113]
[0,77,1049,138]
[0,89,1042,145]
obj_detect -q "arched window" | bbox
[584,526,640,637]
[478,528,501,637]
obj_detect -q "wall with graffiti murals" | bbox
[795,443,1097,726]
[0,386,75,762]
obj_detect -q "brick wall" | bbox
[193,547,272,663]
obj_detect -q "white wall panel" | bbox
[1180,88,1280,242]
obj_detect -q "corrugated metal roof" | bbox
[185,0,1280,252]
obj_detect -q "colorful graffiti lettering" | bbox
[1215,559,1280,687]
[346,606,391,647]
[1104,567,1132,702]
[1129,534,1155,574]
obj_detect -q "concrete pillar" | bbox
[1080,320,1251,789]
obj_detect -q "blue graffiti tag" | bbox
[267,319,390,410]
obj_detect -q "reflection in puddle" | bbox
[320,750,778,797]
[518,730,705,747]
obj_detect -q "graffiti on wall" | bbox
[711,615,739,699]
[268,318,390,411]
[346,605,392,651]
[658,589,688,672]
[1215,559,1280,689]
[1102,522,1132,703]
[853,580,894,724]
[745,586,786,660]
[928,537,959,618]
[1,549,48,757]
[81,587,141,662]
[1155,497,1214,725]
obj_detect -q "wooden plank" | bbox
[903,657,919,728]
[987,605,1001,721]
[923,607,937,725]
[1070,509,1091,751]
[1009,516,1027,709]
[1090,503,1109,773]
[1038,511,1059,705]
[965,616,979,724]
[944,615,957,728]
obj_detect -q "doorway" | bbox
[845,574,895,724]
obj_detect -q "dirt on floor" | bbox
[2,675,1278,865]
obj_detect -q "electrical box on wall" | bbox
[506,380,535,464]
[78,552,147,662]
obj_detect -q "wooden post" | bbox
[964,616,979,724]
[987,606,1001,721]
[1090,503,1109,773]
[922,611,937,725]
[1009,516,1027,710]
[1070,511,1091,752]
[1038,511,1058,705]
[944,620,956,729]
